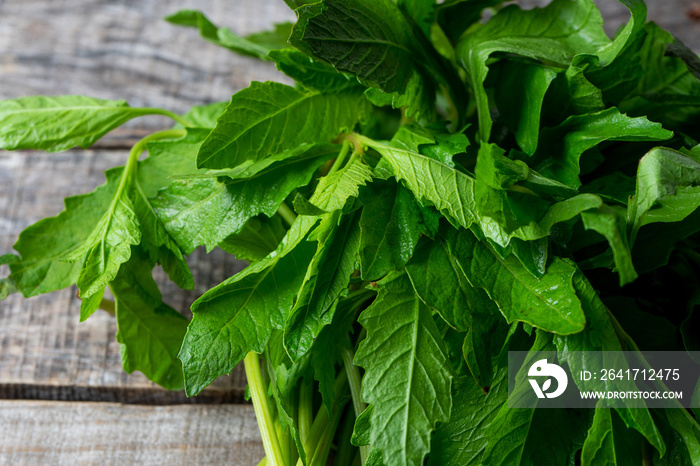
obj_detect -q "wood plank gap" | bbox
[0,383,247,405]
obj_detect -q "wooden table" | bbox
[0,1,698,464]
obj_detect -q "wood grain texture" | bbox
[0,0,295,144]
[0,400,264,465]
[0,150,249,402]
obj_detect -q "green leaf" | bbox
[406,234,503,388]
[666,38,700,82]
[291,0,436,120]
[269,49,361,93]
[487,403,589,465]
[352,405,388,466]
[436,0,503,44]
[572,0,648,104]
[364,72,436,122]
[617,23,700,135]
[311,291,367,418]
[390,124,470,167]
[291,0,416,95]
[180,157,371,396]
[489,193,608,247]
[64,170,141,301]
[554,270,666,455]
[456,0,610,141]
[141,128,210,179]
[293,193,328,217]
[557,60,606,115]
[362,136,604,248]
[153,145,336,254]
[403,234,479,333]
[481,331,589,465]
[581,403,643,466]
[474,143,531,233]
[629,147,700,240]
[359,181,438,281]
[197,81,369,169]
[134,139,200,290]
[397,0,436,38]
[352,404,374,447]
[207,142,339,182]
[179,102,228,129]
[634,24,700,99]
[284,210,361,362]
[580,205,638,286]
[218,215,287,262]
[4,130,196,301]
[492,61,557,155]
[0,96,171,152]
[110,248,189,390]
[164,9,288,60]
[311,156,374,212]
[5,172,118,298]
[245,22,295,52]
[359,136,477,230]
[179,220,318,396]
[533,107,673,187]
[663,408,700,464]
[448,228,586,334]
[79,288,105,321]
[355,272,453,466]
[428,370,507,466]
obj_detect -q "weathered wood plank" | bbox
[0,150,248,402]
[0,400,264,465]
[0,0,295,142]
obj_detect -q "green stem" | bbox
[244,352,286,466]
[334,408,358,466]
[327,140,352,176]
[120,128,187,192]
[277,202,297,227]
[298,378,314,446]
[298,372,349,466]
[103,128,187,237]
[257,458,268,466]
[143,108,194,127]
[310,401,345,466]
[342,349,366,418]
[275,416,292,466]
[306,372,350,466]
[301,404,330,464]
[342,348,368,465]
[263,349,297,466]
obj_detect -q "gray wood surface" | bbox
[0,400,264,465]
[0,0,295,140]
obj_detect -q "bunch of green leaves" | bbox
[2,0,700,464]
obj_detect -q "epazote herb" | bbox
[2,0,700,464]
